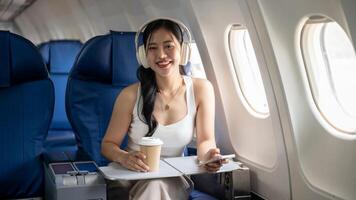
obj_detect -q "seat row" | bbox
[0,30,217,200]
[38,40,82,153]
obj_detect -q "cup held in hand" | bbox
[138,137,163,171]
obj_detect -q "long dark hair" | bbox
[137,19,184,136]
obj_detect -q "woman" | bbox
[101,18,227,200]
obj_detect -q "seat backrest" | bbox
[39,40,82,130]
[66,32,139,166]
[0,31,54,198]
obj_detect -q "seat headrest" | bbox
[39,40,82,73]
[0,31,48,87]
[70,31,140,87]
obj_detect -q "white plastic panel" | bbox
[258,0,356,199]
[189,42,207,79]
[14,0,192,44]
[341,0,356,49]
[0,22,21,34]
[187,0,290,199]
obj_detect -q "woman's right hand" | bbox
[118,151,150,172]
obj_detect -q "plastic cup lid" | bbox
[138,137,163,146]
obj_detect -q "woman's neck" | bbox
[155,72,183,93]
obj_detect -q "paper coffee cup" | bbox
[138,137,163,171]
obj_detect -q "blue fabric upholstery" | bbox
[0,31,54,198]
[189,190,219,200]
[39,40,82,152]
[39,40,82,74]
[184,147,220,200]
[66,32,138,166]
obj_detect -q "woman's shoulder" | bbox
[116,82,140,104]
[191,77,211,85]
[191,77,213,93]
[190,77,214,101]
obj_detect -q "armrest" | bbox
[192,167,251,200]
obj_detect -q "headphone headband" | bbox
[134,17,192,68]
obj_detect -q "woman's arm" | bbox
[194,78,216,159]
[194,78,227,171]
[101,84,149,172]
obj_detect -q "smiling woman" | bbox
[146,28,181,76]
[101,18,227,199]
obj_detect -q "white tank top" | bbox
[127,76,196,157]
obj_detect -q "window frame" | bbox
[300,15,356,134]
[227,24,270,118]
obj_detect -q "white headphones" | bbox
[134,17,192,69]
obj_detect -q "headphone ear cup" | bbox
[138,45,150,68]
[180,42,191,66]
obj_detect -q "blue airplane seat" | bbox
[66,31,136,166]
[0,31,54,198]
[39,40,82,152]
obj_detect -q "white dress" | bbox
[127,75,196,157]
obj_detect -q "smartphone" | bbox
[198,154,235,166]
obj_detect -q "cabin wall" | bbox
[0,21,20,34]
[341,0,356,48]
[15,0,191,45]
[179,2,234,155]
[258,0,356,199]
[185,0,291,199]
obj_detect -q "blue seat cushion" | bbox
[38,40,82,153]
[66,32,137,166]
[45,130,78,152]
[46,75,77,152]
[189,190,219,200]
[39,40,82,74]
[51,75,72,129]
[66,79,125,166]
[0,80,54,198]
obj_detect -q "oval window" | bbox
[228,25,269,116]
[301,16,356,133]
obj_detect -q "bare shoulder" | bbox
[114,82,139,110]
[119,83,139,100]
[191,77,214,103]
[192,77,214,94]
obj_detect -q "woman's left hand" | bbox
[202,148,229,172]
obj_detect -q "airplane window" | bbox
[189,42,207,79]
[228,25,269,117]
[301,16,356,133]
